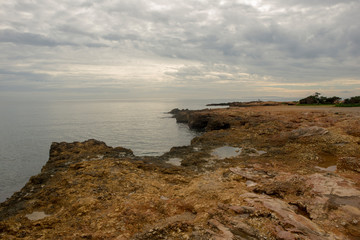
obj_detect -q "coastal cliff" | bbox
[1,105,360,239]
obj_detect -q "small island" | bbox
[1,103,360,239]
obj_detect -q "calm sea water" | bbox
[0,98,232,202]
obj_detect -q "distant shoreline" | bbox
[206,100,296,107]
[207,100,360,108]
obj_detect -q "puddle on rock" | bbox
[166,158,182,166]
[212,146,242,159]
[315,165,337,172]
[26,211,51,221]
[317,153,338,171]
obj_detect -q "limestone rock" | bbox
[290,126,329,138]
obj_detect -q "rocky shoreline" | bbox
[1,104,360,239]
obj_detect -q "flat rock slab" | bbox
[241,192,331,240]
[290,126,329,138]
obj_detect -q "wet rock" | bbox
[166,145,194,157]
[206,119,231,131]
[175,111,191,123]
[170,109,191,123]
[188,112,212,130]
[169,108,181,115]
[172,110,231,131]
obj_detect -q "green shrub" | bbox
[299,93,341,105]
[344,96,360,104]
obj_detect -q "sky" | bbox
[0,0,359,101]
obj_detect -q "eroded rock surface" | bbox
[1,105,360,239]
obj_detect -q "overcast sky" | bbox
[1,0,359,101]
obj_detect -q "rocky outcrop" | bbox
[0,139,134,221]
[170,109,231,131]
[1,105,360,239]
[170,108,190,123]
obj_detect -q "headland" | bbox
[1,103,360,239]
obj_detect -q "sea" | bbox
[0,98,237,203]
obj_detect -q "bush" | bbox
[344,96,360,104]
[299,93,340,105]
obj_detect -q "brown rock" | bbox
[241,192,330,239]
[338,157,360,173]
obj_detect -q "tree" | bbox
[299,92,321,104]
[344,96,360,104]
[299,93,341,105]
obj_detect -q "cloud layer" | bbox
[1,0,359,100]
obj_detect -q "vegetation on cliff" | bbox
[298,92,340,105]
[299,92,360,107]
[337,96,360,107]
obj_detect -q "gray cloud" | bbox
[272,0,358,6]
[0,0,359,100]
[0,69,48,80]
[0,29,60,46]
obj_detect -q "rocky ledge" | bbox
[1,105,360,239]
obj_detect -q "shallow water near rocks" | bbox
[0,99,208,202]
[212,146,242,159]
